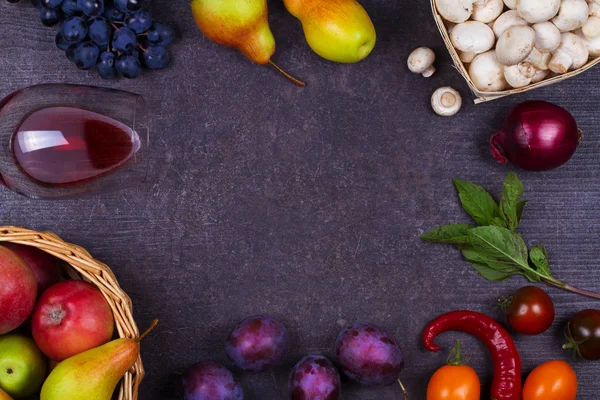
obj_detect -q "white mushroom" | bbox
[505,0,517,8]
[436,0,477,23]
[431,87,462,116]
[524,47,552,69]
[468,50,509,91]
[531,68,550,82]
[458,50,478,63]
[517,0,561,23]
[450,21,496,53]
[444,20,457,34]
[582,15,600,37]
[590,2,600,16]
[532,22,562,52]
[493,10,529,38]
[504,62,537,87]
[496,25,536,65]
[408,47,436,77]
[576,28,600,55]
[472,0,505,22]
[552,0,589,32]
[549,32,589,72]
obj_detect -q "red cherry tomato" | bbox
[504,286,555,335]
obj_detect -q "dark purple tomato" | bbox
[226,315,288,372]
[288,355,341,400]
[335,322,404,386]
[182,361,244,400]
[505,286,555,335]
[564,309,600,360]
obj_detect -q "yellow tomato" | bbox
[522,360,577,400]
[427,364,481,400]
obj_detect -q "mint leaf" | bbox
[453,178,500,227]
[516,200,527,223]
[530,245,553,277]
[420,224,474,246]
[468,226,542,283]
[499,172,524,231]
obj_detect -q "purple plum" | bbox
[226,315,288,372]
[289,355,342,400]
[182,361,244,400]
[335,322,404,386]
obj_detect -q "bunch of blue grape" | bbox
[9,0,175,79]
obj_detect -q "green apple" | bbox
[0,334,46,398]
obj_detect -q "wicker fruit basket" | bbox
[0,226,143,400]
[431,0,600,103]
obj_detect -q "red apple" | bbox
[0,246,37,334]
[2,244,61,293]
[31,280,114,361]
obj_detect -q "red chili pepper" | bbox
[423,310,522,400]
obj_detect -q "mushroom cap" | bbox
[451,21,496,53]
[436,0,477,23]
[431,87,462,116]
[468,50,509,91]
[549,31,589,72]
[576,28,600,56]
[532,22,562,52]
[517,0,561,23]
[552,0,589,32]
[504,62,536,87]
[496,25,536,65]
[582,15,600,38]
[505,0,517,8]
[590,2,600,17]
[531,68,550,82]
[472,0,505,23]
[458,50,478,63]
[524,47,552,69]
[408,47,436,73]
[493,10,529,38]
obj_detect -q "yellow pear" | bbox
[40,319,157,400]
[0,388,13,400]
[283,0,377,63]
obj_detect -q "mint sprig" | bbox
[421,173,600,300]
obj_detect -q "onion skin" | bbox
[490,101,582,171]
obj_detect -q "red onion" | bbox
[490,101,582,171]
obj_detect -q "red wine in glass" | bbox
[0,84,148,198]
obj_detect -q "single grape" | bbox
[124,10,152,34]
[41,0,62,8]
[55,32,76,50]
[289,356,341,400]
[147,22,174,46]
[115,53,141,78]
[114,0,141,13]
[73,41,100,69]
[335,322,404,386]
[61,0,82,16]
[60,16,88,43]
[142,45,169,69]
[226,315,288,372]
[97,51,117,79]
[103,0,124,21]
[88,16,111,46]
[182,362,244,400]
[112,27,137,53]
[40,6,62,26]
[77,0,104,16]
[31,0,42,8]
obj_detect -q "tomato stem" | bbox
[397,379,408,400]
[447,340,466,366]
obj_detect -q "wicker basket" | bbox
[431,0,600,103]
[0,226,143,400]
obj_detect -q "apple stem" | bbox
[398,379,408,400]
[268,60,306,87]
[136,318,159,342]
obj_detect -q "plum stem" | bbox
[136,318,159,342]
[268,60,306,87]
[397,379,408,400]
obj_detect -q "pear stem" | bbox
[136,318,159,342]
[268,60,306,87]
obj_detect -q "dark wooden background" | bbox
[1,1,600,399]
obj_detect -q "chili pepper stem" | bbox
[397,379,408,400]
[542,278,600,300]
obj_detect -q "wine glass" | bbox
[0,84,149,199]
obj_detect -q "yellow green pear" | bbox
[40,320,157,400]
[283,0,377,63]
[0,388,13,400]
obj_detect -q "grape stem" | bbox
[397,379,408,400]
[268,60,306,87]
[111,23,121,31]
[137,43,149,54]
